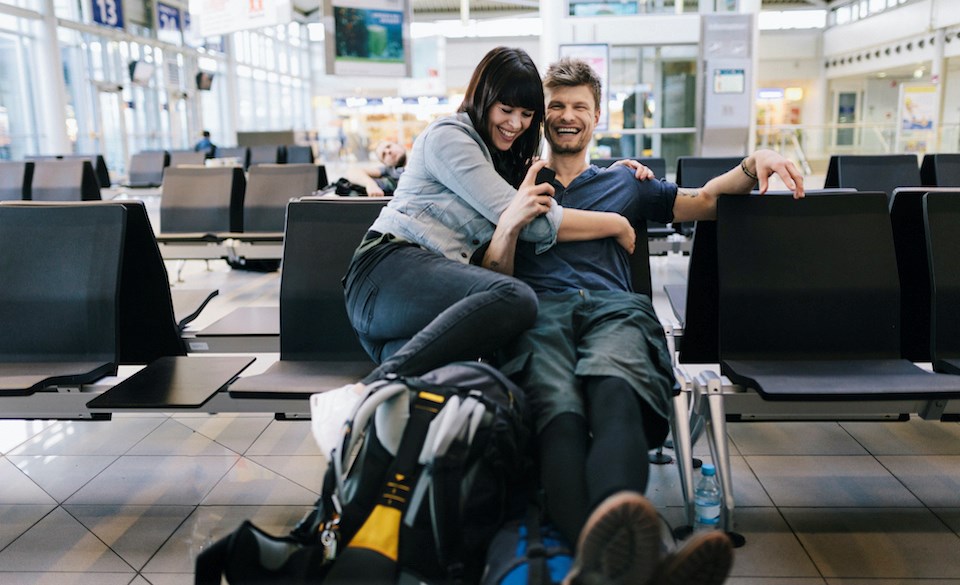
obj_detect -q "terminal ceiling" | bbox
[291,0,841,19]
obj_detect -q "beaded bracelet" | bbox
[740,158,758,181]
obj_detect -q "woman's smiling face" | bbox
[486,101,535,151]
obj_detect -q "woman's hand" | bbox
[611,159,655,181]
[499,160,556,231]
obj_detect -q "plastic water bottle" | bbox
[694,463,722,531]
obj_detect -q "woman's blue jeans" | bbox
[344,240,537,381]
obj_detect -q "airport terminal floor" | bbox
[3,184,960,584]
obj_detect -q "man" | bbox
[194,130,215,155]
[348,140,407,196]
[485,58,804,585]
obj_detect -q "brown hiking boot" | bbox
[651,531,734,585]
[563,491,661,585]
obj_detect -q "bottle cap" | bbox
[701,463,716,476]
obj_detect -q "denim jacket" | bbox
[369,112,562,263]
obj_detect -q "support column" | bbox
[36,0,71,153]
[932,27,945,151]
[222,35,239,146]
[539,0,561,71]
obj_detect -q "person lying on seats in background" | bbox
[345,140,408,196]
[368,140,406,196]
[486,57,805,585]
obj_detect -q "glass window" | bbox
[236,30,249,64]
[53,0,81,20]
[835,5,851,24]
[0,31,39,158]
[0,0,42,10]
[601,45,697,167]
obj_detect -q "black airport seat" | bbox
[923,191,960,375]
[214,147,250,168]
[244,164,327,233]
[248,145,284,167]
[667,189,876,366]
[160,166,246,236]
[284,145,315,164]
[823,154,921,196]
[62,154,111,188]
[228,198,385,398]
[30,154,111,188]
[0,204,125,395]
[675,156,744,189]
[126,150,169,188]
[716,191,960,401]
[0,161,33,201]
[887,187,960,362]
[3,200,216,361]
[168,150,208,167]
[920,154,960,187]
[30,160,101,201]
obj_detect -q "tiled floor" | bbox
[2,219,960,583]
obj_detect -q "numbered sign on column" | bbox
[157,3,181,32]
[157,2,182,43]
[92,0,125,29]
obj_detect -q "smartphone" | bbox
[535,167,556,186]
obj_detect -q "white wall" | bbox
[932,0,960,29]
[559,14,701,46]
[823,0,932,57]
[757,29,821,81]
[943,56,960,126]
[444,37,540,88]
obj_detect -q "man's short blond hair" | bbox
[543,57,602,111]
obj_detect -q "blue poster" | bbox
[91,0,124,29]
[334,8,404,64]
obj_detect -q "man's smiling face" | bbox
[544,84,600,156]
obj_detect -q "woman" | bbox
[343,47,634,382]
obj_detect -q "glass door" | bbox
[94,84,128,180]
[834,90,859,148]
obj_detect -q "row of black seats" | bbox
[595,153,960,192]
[158,163,328,238]
[0,200,250,408]
[825,152,960,193]
[0,159,102,202]
[660,188,960,540]
[673,188,960,376]
[0,197,387,416]
[130,145,315,188]
[594,153,960,242]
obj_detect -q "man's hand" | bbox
[750,150,805,199]
[615,216,636,254]
[366,183,385,197]
[611,159,655,181]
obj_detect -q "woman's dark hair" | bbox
[458,47,544,187]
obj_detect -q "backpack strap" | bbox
[323,389,448,583]
[343,389,446,558]
[524,504,548,585]
[423,394,488,582]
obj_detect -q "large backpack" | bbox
[481,503,573,585]
[196,361,529,585]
